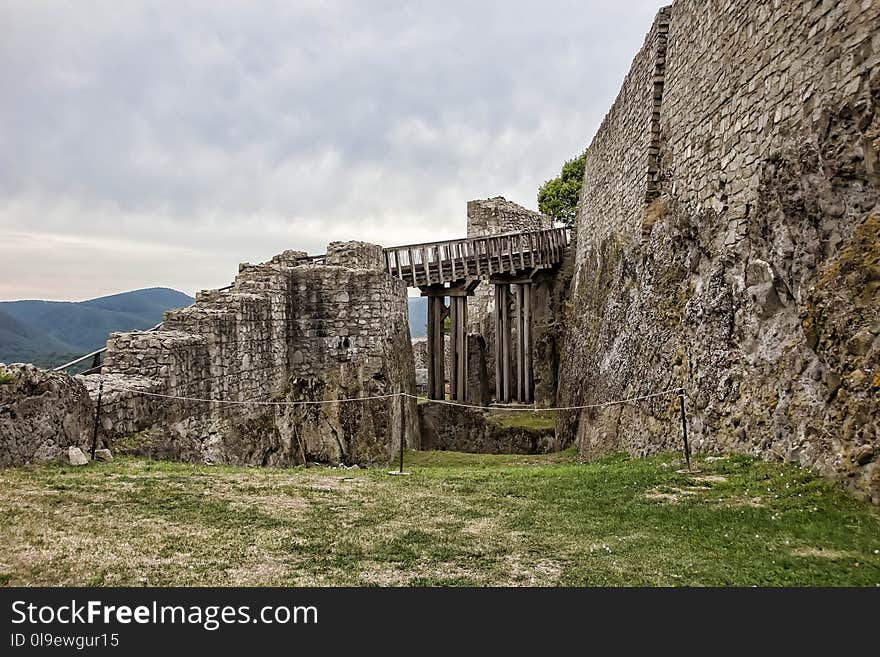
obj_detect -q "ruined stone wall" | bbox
[570,8,668,272]
[559,0,880,502]
[87,241,418,467]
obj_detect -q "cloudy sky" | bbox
[1,0,666,301]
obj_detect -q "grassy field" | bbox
[1,450,878,586]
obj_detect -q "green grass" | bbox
[0,450,878,586]
[0,368,12,384]
[485,409,557,431]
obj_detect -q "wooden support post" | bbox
[494,284,502,402]
[432,296,446,399]
[459,297,467,401]
[450,295,458,400]
[524,283,532,404]
[501,284,511,402]
[427,295,436,399]
[515,284,524,402]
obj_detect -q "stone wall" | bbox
[570,8,669,264]
[87,240,418,467]
[559,0,880,502]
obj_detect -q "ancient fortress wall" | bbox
[560,0,880,501]
[572,7,669,261]
[80,241,418,467]
[662,0,878,214]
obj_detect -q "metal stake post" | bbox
[399,394,405,473]
[90,381,104,460]
[678,387,690,471]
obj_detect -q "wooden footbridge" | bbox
[383,226,570,404]
[56,226,570,406]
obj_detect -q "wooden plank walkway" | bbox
[383,227,570,287]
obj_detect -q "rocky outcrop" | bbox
[558,0,880,502]
[0,364,96,466]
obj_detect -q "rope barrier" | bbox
[101,384,682,411]
[98,383,692,471]
[401,388,681,412]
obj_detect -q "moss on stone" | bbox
[485,410,557,432]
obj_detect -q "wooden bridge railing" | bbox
[383,226,570,287]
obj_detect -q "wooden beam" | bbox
[529,233,535,268]
[421,246,431,285]
[450,243,457,280]
[501,284,511,402]
[518,234,526,270]
[524,283,532,404]
[408,248,417,286]
[460,242,467,279]
[515,283,524,402]
[461,297,468,401]
[494,284,502,402]
[433,296,445,399]
[427,293,436,399]
[450,295,458,400]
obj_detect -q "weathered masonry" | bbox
[559,0,880,502]
[21,242,420,469]
[384,223,569,403]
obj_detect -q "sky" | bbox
[0,0,668,301]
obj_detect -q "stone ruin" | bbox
[0,241,418,467]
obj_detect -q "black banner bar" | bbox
[1,587,877,653]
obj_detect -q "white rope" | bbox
[101,384,681,411]
[402,388,681,412]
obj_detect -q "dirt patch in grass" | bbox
[790,547,856,560]
[645,488,698,503]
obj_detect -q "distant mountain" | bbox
[408,297,427,338]
[0,288,194,368]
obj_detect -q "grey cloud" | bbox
[0,0,667,299]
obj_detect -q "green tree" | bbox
[537,149,587,228]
